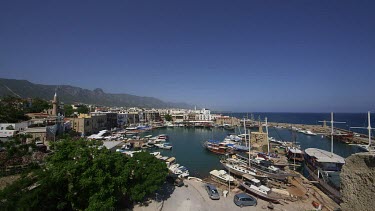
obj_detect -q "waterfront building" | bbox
[67,113,107,135]
[117,112,128,127]
[91,111,118,130]
[196,108,212,121]
[215,115,238,126]
[143,109,162,123]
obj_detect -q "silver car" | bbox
[205,184,220,200]
[234,193,257,207]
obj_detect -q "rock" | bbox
[340,152,375,211]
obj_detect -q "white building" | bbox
[196,108,212,121]
[0,121,30,139]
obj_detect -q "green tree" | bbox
[64,104,74,117]
[76,105,90,114]
[0,96,30,123]
[26,98,51,113]
[125,152,168,201]
[0,138,168,210]
[164,114,173,122]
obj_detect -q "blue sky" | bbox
[1,0,374,112]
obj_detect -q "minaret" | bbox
[52,92,58,116]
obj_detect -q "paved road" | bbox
[135,179,318,211]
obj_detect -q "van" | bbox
[233,193,257,207]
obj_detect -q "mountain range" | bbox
[0,78,191,108]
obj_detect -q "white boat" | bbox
[126,126,138,130]
[209,169,235,184]
[169,164,189,177]
[304,130,317,136]
[155,143,172,150]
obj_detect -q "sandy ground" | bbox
[134,179,324,211]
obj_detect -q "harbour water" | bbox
[223,112,375,132]
[147,126,363,178]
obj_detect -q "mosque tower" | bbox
[52,92,58,116]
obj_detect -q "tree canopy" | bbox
[0,96,30,123]
[25,98,51,113]
[164,114,173,122]
[64,104,74,117]
[0,138,168,210]
[76,105,90,114]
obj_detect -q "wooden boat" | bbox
[232,154,299,181]
[304,148,344,203]
[240,174,282,203]
[287,147,304,162]
[204,140,233,155]
[220,159,268,179]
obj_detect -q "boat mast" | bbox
[265,117,270,156]
[330,112,334,157]
[319,112,346,157]
[351,111,375,149]
[368,111,371,147]
[243,117,247,147]
[248,129,251,167]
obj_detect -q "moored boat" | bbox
[155,143,173,150]
[204,140,234,155]
[209,169,235,184]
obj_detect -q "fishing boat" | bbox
[240,174,282,203]
[209,169,235,184]
[204,140,234,155]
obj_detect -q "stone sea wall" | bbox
[340,152,375,211]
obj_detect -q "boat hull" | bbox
[240,183,280,203]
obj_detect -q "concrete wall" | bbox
[340,152,375,211]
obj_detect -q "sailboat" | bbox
[220,129,268,179]
[350,111,375,152]
[304,112,345,203]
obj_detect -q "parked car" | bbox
[233,193,257,207]
[205,184,220,200]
